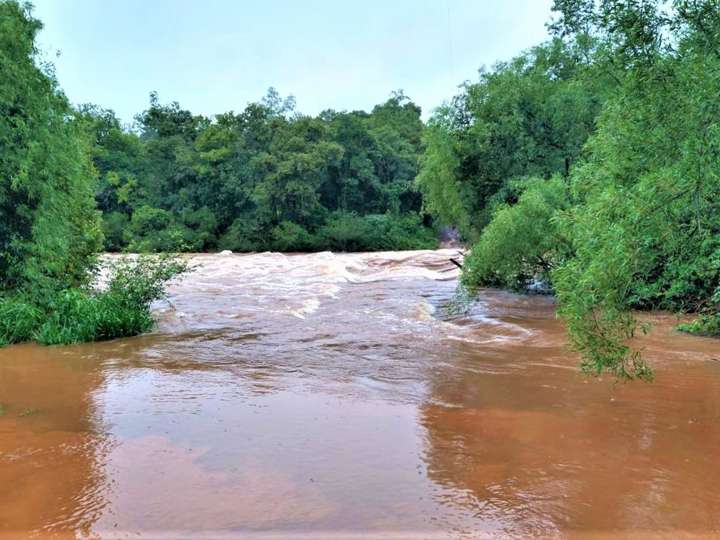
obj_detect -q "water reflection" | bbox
[420,292,720,537]
[0,344,109,536]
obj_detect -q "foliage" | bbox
[417,38,607,241]
[678,288,720,337]
[0,1,102,293]
[1,255,187,346]
[101,254,189,311]
[426,0,720,379]
[547,0,720,379]
[317,212,435,252]
[0,294,42,346]
[271,221,317,252]
[461,177,570,291]
[80,89,434,254]
[678,315,720,337]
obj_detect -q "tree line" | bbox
[83,89,434,254]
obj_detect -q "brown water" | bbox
[1,250,719,539]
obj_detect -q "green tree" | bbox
[0,1,102,291]
[417,39,607,241]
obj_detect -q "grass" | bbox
[0,295,43,345]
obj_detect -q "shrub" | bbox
[125,206,194,252]
[36,289,101,345]
[678,315,720,337]
[1,255,188,347]
[271,221,316,251]
[317,212,380,251]
[102,254,188,309]
[36,287,157,345]
[380,213,437,250]
[177,207,219,251]
[317,211,436,252]
[217,217,268,252]
[462,177,570,291]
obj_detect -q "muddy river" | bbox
[0,250,718,539]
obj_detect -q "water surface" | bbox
[1,250,719,539]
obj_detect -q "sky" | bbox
[31,0,554,123]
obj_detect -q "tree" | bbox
[0,1,101,292]
[417,39,606,241]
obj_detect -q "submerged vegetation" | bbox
[1,0,719,373]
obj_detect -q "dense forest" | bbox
[84,89,436,253]
[1,0,719,380]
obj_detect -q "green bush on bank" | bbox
[0,295,43,346]
[461,177,570,291]
[678,289,720,337]
[0,255,187,347]
[678,315,720,337]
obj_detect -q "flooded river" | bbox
[1,250,719,539]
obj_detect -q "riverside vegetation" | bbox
[1,0,719,379]
[0,2,187,346]
[417,0,720,379]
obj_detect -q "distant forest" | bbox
[84,89,436,253]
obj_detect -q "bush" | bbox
[317,211,437,252]
[378,214,437,250]
[271,221,316,251]
[125,206,198,252]
[0,255,188,346]
[217,217,268,252]
[678,315,720,337]
[317,212,381,251]
[37,289,105,345]
[103,254,188,309]
[36,288,156,345]
[179,207,218,251]
[462,177,570,291]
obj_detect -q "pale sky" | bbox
[31,0,554,122]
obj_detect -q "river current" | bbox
[0,250,718,539]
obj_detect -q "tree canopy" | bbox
[80,89,435,254]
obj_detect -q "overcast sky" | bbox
[31,0,554,122]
